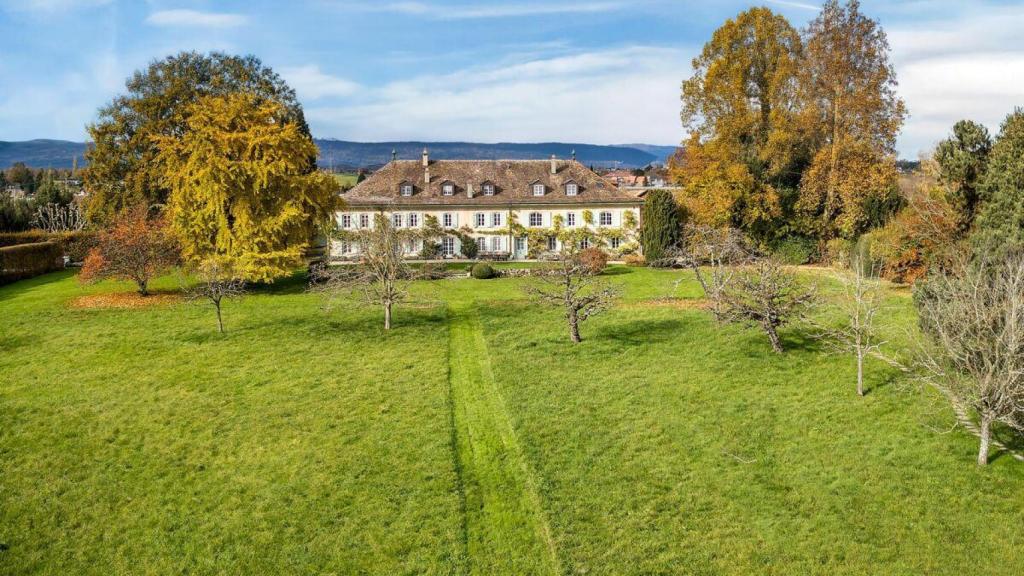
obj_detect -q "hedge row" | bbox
[0,241,63,286]
[0,230,97,262]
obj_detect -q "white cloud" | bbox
[145,9,248,28]
[343,1,626,19]
[281,65,360,100]
[304,46,688,145]
[764,0,819,12]
[888,4,1024,156]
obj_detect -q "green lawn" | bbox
[2,266,1024,574]
[332,172,359,188]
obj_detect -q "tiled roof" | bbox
[343,159,642,206]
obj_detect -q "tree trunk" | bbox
[856,347,864,396]
[978,416,991,466]
[137,279,148,297]
[765,322,783,354]
[568,309,581,343]
[215,301,224,334]
[384,301,392,330]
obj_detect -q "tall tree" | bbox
[676,7,804,240]
[972,110,1024,254]
[796,0,907,241]
[935,120,991,232]
[84,52,311,223]
[155,92,339,283]
[640,189,682,263]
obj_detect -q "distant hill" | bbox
[0,139,678,170]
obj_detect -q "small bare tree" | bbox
[916,250,1024,466]
[33,201,86,233]
[815,255,889,396]
[523,246,621,343]
[677,225,753,321]
[312,212,414,330]
[184,258,246,333]
[720,257,816,354]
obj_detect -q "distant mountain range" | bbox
[0,139,680,170]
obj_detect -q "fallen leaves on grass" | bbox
[69,292,183,310]
[624,297,710,310]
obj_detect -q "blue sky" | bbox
[1,0,1022,158]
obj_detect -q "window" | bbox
[341,214,352,228]
[442,183,454,196]
[442,236,455,256]
[483,183,495,196]
[490,236,501,252]
[340,241,352,254]
[547,237,557,251]
[580,237,591,249]
[566,212,576,227]
[610,237,621,249]
[392,213,402,228]
[529,212,543,226]
[400,184,413,197]
[476,237,487,250]
[359,213,369,228]
[407,213,419,228]
[475,212,485,227]
[599,211,613,226]
[443,213,454,228]
[565,182,578,196]
[532,183,545,196]
[491,212,502,227]
[515,237,527,252]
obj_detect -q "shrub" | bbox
[0,241,63,285]
[80,205,179,295]
[419,240,441,260]
[772,236,816,265]
[640,189,682,262]
[54,231,99,263]
[460,237,479,259]
[470,262,496,279]
[419,262,449,280]
[624,253,646,267]
[578,247,609,275]
[823,238,854,267]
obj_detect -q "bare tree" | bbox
[33,202,86,233]
[523,246,621,343]
[720,257,817,354]
[312,212,414,330]
[676,225,754,321]
[815,255,889,395]
[184,258,246,333]
[915,250,1024,465]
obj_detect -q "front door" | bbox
[514,236,528,259]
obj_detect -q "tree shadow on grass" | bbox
[0,269,76,302]
[601,267,634,276]
[594,318,685,345]
[246,271,310,296]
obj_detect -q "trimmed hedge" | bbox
[0,230,97,262]
[0,241,63,285]
[0,230,50,248]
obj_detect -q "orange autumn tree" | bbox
[155,92,340,283]
[796,0,906,241]
[675,7,804,242]
[80,204,180,295]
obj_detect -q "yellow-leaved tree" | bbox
[796,0,906,241]
[156,92,341,282]
[674,7,804,242]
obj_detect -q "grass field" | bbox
[332,172,359,189]
[3,266,1024,574]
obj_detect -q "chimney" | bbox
[571,149,576,162]
[422,148,429,167]
[467,183,474,198]
[550,154,557,175]
[391,149,397,162]
[422,148,430,183]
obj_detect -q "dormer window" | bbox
[442,182,455,196]
[400,183,414,197]
[482,182,495,196]
[565,182,578,196]
[532,183,545,196]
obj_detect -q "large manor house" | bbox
[333,150,644,260]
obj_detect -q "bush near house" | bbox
[578,247,609,275]
[471,262,496,279]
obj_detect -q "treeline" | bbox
[0,163,81,231]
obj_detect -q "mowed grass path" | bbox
[3,266,1024,574]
